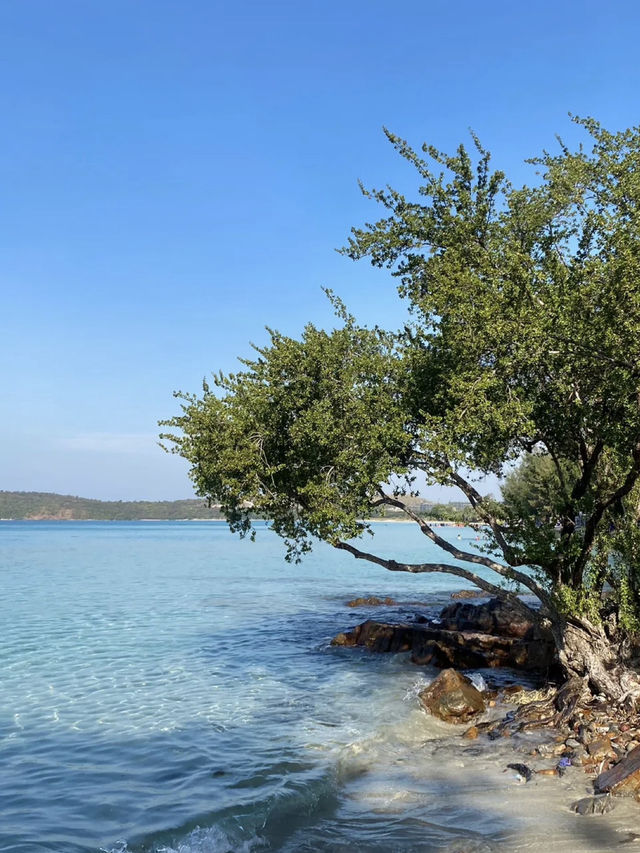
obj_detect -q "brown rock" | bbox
[330,620,414,653]
[418,669,485,724]
[439,598,542,640]
[587,737,612,759]
[331,614,555,671]
[346,596,396,608]
[536,768,558,777]
[450,589,486,600]
[463,725,479,739]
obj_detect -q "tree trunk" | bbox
[553,617,640,706]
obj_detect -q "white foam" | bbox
[157,826,265,853]
[102,827,265,853]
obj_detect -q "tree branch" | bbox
[541,439,571,505]
[572,441,640,584]
[573,439,604,502]
[376,490,554,609]
[333,539,542,623]
[540,438,577,542]
[441,465,537,581]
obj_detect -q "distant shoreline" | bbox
[1,517,482,526]
[0,491,479,524]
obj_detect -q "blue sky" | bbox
[2,0,640,501]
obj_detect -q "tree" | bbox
[161,117,640,704]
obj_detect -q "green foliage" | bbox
[418,503,478,523]
[163,117,640,633]
[162,311,414,560]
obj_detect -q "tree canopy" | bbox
[161,117,640,699]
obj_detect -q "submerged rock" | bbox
[571,795,616,815]
[346,596,396,608]
[450,589,487,600]
[418,668,485,723]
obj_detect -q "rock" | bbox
[436,598,556,668]
[331,620,414,653]
[418,669,485,724]
[450,589,486,600]
[587,736,612,759]
[463,725,479,739]
[595,744,640,795]
[536,768,558,777]
[439,598,542,640]
[571,795,616,815]
[346,596,396,608]
[331,610,555,671]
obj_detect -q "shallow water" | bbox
[1,521,637,852]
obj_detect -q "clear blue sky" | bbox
[2,0,640,501]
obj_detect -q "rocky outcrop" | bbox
[418,668,485,723]
[331,598,556,671]
[439,598,547,641]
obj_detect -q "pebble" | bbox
[586,737,611,757]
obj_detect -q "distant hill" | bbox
[0,491,224,521]
[0,491,479,522]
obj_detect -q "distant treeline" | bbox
[0,491,480,522]
[0,491,224,521]
[371,501,479,523]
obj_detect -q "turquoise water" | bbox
[1,522,635,853]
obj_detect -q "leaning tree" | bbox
[161,117,640,704]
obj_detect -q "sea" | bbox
[1,520,638,853]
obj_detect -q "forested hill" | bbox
[0,491,224,520]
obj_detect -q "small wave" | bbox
[468,672,488,692]
[402,674,433,702]
[102,826,265,853]
[157,826,265,853]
